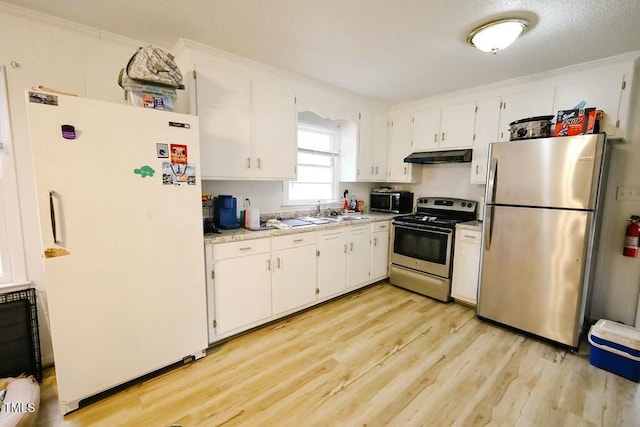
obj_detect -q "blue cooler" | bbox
[588,319,640,382]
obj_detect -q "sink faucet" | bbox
[316,200,321,217]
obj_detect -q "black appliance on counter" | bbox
[390,197,477,302]
[213,195,240,230]
[370,190,414,214]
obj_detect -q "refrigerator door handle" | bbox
[484,204,493,251]
[49,191,60,244]
[487,156,498,204]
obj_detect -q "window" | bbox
[284,122,339,205]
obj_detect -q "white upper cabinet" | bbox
[552,63,631,138]
[497,87,555,141]
[439,101,477,149]
[176,45,296,180]
[193,57,252,179]
[357,110,389,181]
[387,111,418,183]
[410,101,476,151]
[411,107,440,152]
[251,76,297,180]
[470,96,501,184]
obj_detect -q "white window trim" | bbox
[283,122,340,206]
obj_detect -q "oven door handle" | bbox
[393,223,452,235]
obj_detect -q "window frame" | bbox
[283,122,340,206]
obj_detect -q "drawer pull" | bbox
[239,247,252,251]
[293,239,304,243]
[463,235,477,239]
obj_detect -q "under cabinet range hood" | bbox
[404,149,473,164]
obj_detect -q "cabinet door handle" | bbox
[442,132,446,141]
[344,244,347,253]
[434,133,438,142]
[267,259,271,271]
[375,166,378,174]
[349,242,354,252]
[476,165,479,174]
[371,166,374,174]
[257,158,261,168]
[277,257,281,269]
[49,190,60,244]
[246,157,251,168]
[404,166,407,175]
[373,237,377,246]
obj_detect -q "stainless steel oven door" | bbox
[391,222,453,278]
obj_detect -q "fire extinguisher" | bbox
[623,215,640,257]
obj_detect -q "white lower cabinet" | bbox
[317,229,348,299]
[211,239,272,337]
[207,221,391,343]
[370,221,390,281]
[271,232,317,314]
[346,226,372,289]
[451,227,482,306]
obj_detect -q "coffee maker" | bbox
[213,195,240,229]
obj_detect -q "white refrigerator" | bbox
[25,92,208,414]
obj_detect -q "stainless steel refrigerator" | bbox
[477,133,609,348]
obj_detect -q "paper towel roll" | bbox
[246,207,260,230]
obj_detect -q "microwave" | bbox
[370,191,414,214]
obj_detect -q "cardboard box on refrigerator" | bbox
[554,107,597,137]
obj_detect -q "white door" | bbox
[251,76,297,179]
[470,96,501,184]
[194,59,252,178]
[370,230,390,280]
[272,245,317,314]
[213,253,272,335]
[387,112,412,182]
[411,107,440,151]
[26,93,207,413]
[498,87,555,141]
[451,230,481,305]
[347,227,371,288]
[440,101,477,149]
[317,230,347,299]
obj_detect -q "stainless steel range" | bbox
[390,197,477,302]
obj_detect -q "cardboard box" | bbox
[554,107,597,137]
[123,83,176,111]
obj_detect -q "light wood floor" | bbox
[36,282,639,426]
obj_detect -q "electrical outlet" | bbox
[616,186,640,201]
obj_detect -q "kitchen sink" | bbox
[297,215,369,224]
[296,216,339,224]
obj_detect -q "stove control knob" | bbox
[461,202,467,207]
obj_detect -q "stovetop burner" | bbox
[393,197,478,228]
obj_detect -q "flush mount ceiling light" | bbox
[467,19,529,53]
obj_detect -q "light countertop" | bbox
[457,220,482,231]
[204,212,397,244]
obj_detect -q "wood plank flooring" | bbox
[36,282,639,426]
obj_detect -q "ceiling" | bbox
[7,0,640,104]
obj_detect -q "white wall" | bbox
[0,3,157,365]
[201,180,377,215]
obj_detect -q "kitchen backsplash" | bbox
[201,180,379,218]
[202,163,486,220]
